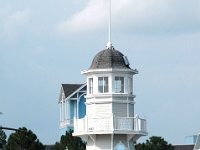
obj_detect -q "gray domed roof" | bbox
[89,48,131,69]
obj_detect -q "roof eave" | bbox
[82,68,138,75]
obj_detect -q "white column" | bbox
[61,102,64,121]
[77,93,79,119]
[66,101,68,120]
[74,100,77,119]
[60,103,62,122]
[77,98,79,119]
[111,134,114,150]
[62,101,65,121]
[67,100,70,120]
[63,101,65,120]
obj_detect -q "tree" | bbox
[6,127,45,150]
[135,136,174,150]
[0,129,6,149]
[53,130,86,150]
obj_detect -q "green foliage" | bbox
[0,129,7,149]
[6,127,45,150]
[135,136,174,150]
[53,130,86,150]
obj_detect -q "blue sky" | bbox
[0,0,200,145]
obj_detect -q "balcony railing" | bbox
[74,116,147,135]
[60,119,74,128]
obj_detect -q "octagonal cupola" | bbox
[89,48,131,70]
[82,47,138,97]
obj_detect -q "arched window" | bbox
[118,144,125,150]
[78,94,86,119]
[114,141,127,150]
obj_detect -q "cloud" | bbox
[57,0,108,34]
[2,9,31,38]
[56,0,200,35]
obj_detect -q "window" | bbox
[114,142,126,150]
[98,77,109,93]
[114,77,124,93]
[118,144,125,150]
[88,78,93,94]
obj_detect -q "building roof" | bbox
[62,84,85,98]
[173,144,194,150]
[89,48,131,69]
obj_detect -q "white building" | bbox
[73,46,148,150]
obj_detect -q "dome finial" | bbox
[106,41,113,49]
[106,0,113,49]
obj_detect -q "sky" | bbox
[0,0,200,145]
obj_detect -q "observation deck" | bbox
[73,115,147,137]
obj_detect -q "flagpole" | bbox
[107,0,112,49]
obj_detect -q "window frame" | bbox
[88,78,93,94]
[114,76,125,93]
[98,77,109,93]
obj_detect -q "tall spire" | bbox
[106,0,113,49]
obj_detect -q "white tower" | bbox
[73,46,147,150]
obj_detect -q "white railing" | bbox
[88,117,113,132]
[74,116,147,134]
[60,119,74,128]
[115,117,134,130]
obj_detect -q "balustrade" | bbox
[74,116,147,134]
[60,119,74,128]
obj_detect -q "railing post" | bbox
[85,116,88,132]
[138,118,141,131]
[74,117,76,132]
[135,114,139,131]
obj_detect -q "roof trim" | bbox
[65,83,87,101]
[82,68,138,75]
